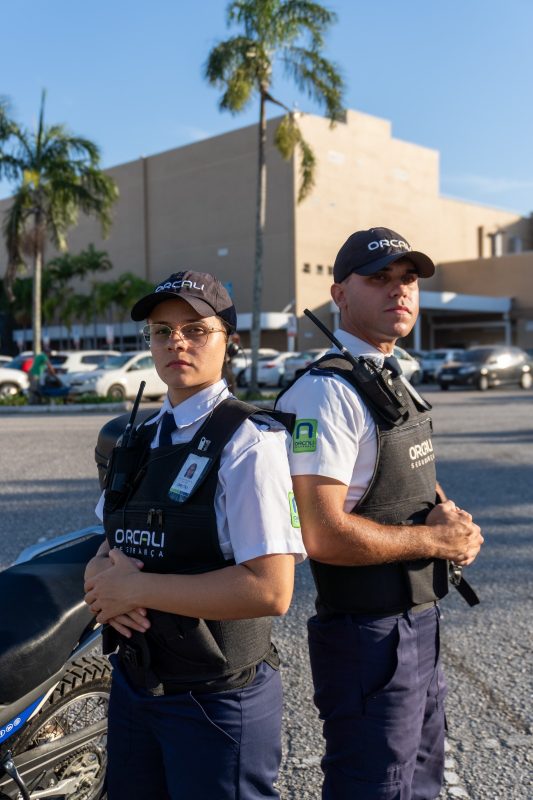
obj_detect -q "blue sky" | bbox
[1,0,532,214]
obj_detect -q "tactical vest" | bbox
[103,398,293,693]
[283,355,449,616]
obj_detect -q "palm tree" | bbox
[45,246,114,346]
[0,92,118,355]
[205,0,343,393]
[104,273,153,348]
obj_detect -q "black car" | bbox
[438,346,533,391]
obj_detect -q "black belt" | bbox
[319,599,437,622]
[117,640,275,696]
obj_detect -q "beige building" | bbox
[2,108,532,351]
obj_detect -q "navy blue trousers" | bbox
[308,605,447,800]
[106,658,283,800]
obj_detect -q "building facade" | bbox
[1,108,532,351]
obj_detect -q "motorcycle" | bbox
[0,527,108,800]
[0,401,158,799]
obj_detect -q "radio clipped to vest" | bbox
[301,309,409,425]
[104,381,152,510]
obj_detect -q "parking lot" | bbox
[0,386,532,799]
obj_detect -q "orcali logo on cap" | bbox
[368,239,411,252]
[155,279,205,293]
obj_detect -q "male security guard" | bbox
[277,228,483,799]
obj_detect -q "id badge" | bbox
[168,454,212,503]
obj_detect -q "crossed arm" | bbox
[84,539,295,637]
[291,475,483,567]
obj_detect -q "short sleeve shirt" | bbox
[276,331,384,512]
[96,380,306,565]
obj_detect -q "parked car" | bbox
[65,352,167,400]
[238,352,296,388]
[0,356,13,366]
[283,349,329,384]
[286,346,421,385]
[393,346,422,384]
[230,348,279,379]
[438,346,533,391]
[4,352,36,372]
[3,350,119,375]
[420,349,465,382]
[0,366,30,398]
[49,350,121,374]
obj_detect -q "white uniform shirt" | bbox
[96,380,306,564]
[276,330,384,512]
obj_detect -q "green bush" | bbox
[0,393,27,406]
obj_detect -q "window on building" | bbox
[489,232,504,257]
[317,264,324,275]
[303,263,311,273]
[509,236,523,254]
[328,265,333,275]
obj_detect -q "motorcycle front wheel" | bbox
[11,654,111,800]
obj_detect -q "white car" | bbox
[238,352,296,388]
[393,346,422,385]
[0,366,30,398]
[66,352,167,401]
[420,349,465,382]
[283,349,329,384]
[230,348,279,377]
[50,350,121,374]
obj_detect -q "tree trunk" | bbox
[247,90,268,398]
[32,213,43,355]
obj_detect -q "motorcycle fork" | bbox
[0,750,31,800]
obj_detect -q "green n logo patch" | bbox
[293,418,318,453]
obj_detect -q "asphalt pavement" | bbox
[0,386,531,799]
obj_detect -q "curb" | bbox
[0,401,131,414]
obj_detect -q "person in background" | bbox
[28,351,57,402]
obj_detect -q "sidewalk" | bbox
[0,401,130,414]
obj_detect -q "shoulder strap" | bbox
[279,353,410,426]
[250,408,296,435]
[169,398,264,502]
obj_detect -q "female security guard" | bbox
[84,271,305,800]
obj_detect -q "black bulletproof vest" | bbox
[299,356,449,615]
[103,399,281,689]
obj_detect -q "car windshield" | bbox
[100,354,133,369]
[463,349,494,363]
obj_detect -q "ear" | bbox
[330,282,345,311]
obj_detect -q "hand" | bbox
[107,608,151,638]
[84,548,146,624]
[425,500,484,566]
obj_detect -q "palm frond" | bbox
[282,45,344,121]
[297,135,316,202]
[274,113,316,202]
[0,153,25,182]
[205,36,264,111]
[2,190,32,300]
[273,0,337,49]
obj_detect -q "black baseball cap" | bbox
[131,270,237,332]
[333,227,435,283]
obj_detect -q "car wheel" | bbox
[236,371,248,388]
[439,383,450,391]
[519,372,533,389]
[477,375,489,391]
[107,384,126,401]
[0,381,21,399]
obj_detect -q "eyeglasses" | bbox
[141,322,227,347]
